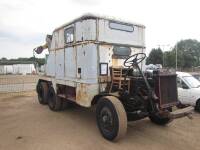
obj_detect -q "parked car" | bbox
[176,71,200,111]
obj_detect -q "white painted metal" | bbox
[75,19,96,42]
[13,64,35,75]
[55,49,65,79]
[177,71,200,106]
[58,28,65,48]
[50,32,58,50]
[98,19,145,47]
[99,45,113,76]
[4,65,13,74]
[41,15,146,107]
[46,51,56,76]
[65,47,76,79]
[99,45,144,69]
[0,66,5,74]
[0,64,35,75]
[76,43,98,84]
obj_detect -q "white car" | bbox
[176,71,200,111]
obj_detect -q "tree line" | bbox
[0,57,45,67]
[146,39,200,69]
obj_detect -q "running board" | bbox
[57,94,75,102]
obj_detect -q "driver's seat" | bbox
[109,67,130,93]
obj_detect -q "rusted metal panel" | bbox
[76,83,99,107]
[75,19,96,42]
[39,15,146,107]
[155,74,178,108]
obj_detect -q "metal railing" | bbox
[0,75,38,97]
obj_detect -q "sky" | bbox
[0,0,200,58]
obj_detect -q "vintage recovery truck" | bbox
[34,14,193,141]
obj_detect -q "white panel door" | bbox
[77,44,98,83]
[56,49,64,79]
[46,51,55,77]
[65,47,76,79]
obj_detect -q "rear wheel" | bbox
[48,86,62,111]
[195,99,200,112]
[61,98,74,110]
[149,113,172,125]
[96,96,127,141]
[37,82,48,105]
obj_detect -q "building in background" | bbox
[0,63,36,75]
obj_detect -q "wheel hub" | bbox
[100,107,113,132]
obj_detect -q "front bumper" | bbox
[157,106,194,120]
[170,106,194,119]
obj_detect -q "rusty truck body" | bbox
[35,14,193,141]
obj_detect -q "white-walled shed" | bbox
[0,64,35,75]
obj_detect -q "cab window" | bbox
[112,46,131,59]
[181,81,189,89]
[64,27,74,43]
[109,21,134,32]
[177,77,189,89]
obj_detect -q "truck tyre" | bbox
[96,96,127,141]
[149,113,172,125]
[48,87,62,111]
[195,99,200,112]
[37,82,48,104]
[60,98,73,110]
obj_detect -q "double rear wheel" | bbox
[37,82,72,111]
[36,82,48,104]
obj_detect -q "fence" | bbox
[0,75,38,97]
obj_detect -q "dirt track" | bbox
[0,93,199,150]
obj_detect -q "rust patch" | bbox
[76,83,98,107]
[76,83,88,103]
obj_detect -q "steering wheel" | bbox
[124,53,146,67]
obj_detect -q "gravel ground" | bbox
[0,92,199,150]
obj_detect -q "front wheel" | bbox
[96,96,127,141]
[149,113,172,125]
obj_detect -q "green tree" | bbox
[172,39,200,68]
[164,51,175,67]
[1,57,7,61]
[146,48,163,65]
